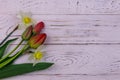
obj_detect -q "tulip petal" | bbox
[33,22,44,34]
[28,33,47,49]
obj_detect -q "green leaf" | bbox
[0,62,54,79]
[0,45,29,68]
[0,38,17,58]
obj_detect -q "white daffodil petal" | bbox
[33,60,39,66]
[28,54,34,61]
[18,11,35,29]
[28,45,46,66]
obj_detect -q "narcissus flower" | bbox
[28,33,47,49]
[29,45,46,66]
[22,25,33,40]
[33,22,44,35]
[32,51,43,66]
[18,11,35,29]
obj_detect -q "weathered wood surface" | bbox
[5,75,120,80]
[0,0,120,80]
[8,45,120,75]
[1,0,120,14]
[1,15,120,44]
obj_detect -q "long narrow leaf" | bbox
[0,45,28,68]
[0,38,17,58]
[0,62,54,79]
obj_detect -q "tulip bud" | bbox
[22,26,33,40]
[28,33,47,49]
[33,22,44,35]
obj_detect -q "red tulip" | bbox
[33,22,44,35]
[22,26,33,40]
[28,33,47,49]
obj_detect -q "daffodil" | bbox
[29,45,46,66]
[18,11,35,29]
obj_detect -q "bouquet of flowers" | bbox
[0,12,53,79]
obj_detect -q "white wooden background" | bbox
[1,0,120,80]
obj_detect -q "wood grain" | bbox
[5,75,120,80]
[0,0,120,15]
[0,0,120,80]
[5,45,120,75]
[0,14,120,44]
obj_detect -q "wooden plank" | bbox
[0,0,120,15]
[1,0,120,80]
[5,74,120,80]
[1,14,120,44]
[5,45,120,75]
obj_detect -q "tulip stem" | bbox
[0,40,24,63]
[0,44,29,68]
[0,25,18,46]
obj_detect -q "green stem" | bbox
[0,40,23,63]
[0,44,29,69]
[0,25,18,46]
